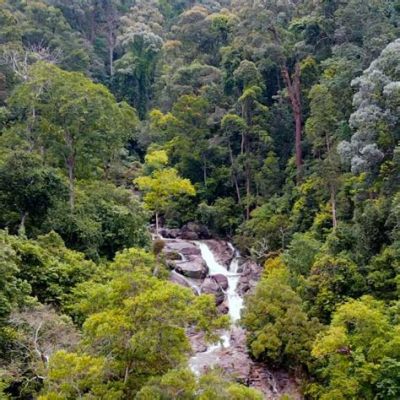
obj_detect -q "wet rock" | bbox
[160,228,181,239]
[163,239,207,280]
[170,271,192,289]
[181,222,211,240]
[249,363,303,400]
[164,251,181,260]
[216,328,252,384]
[212,274,229,290]
[217,300,229,314]
[165,259,176,270]
[181,231,199,240]
[181,247,202,257]
[238,273,250,292]
[164,241,201,257]
[189,331,208,353]
[206,240,235,267]
[176,257,208,279]
[238,259,262,295]
[201,277,225,305]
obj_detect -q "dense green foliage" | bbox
[1,0,400,398]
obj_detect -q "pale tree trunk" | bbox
[65,132,76,211]
[27,106,36,152]
[106,21,115,77]
[155,212,159,236]
[18,212,28,236]
[67,156,75,211]
[245,136,251,221]
[326,134,338,229]
[124,359,133,385]
[331,188,337,229]
[245,165,251,220]
[268,26,303,182]
[228,143,241,203]
[241,100,252,220]
[282,63,302,182]
[105,0,117,77]
[109,44,114,77]
[202,154,207,185]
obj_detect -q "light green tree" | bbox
[46,248,228,398]
[306,83,341,228]
[241,263,320,369]
[135,368,264,400]
[310,296,400,400]
[38,350,123,400]
[135,149,195,234]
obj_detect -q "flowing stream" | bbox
[189,241,244,374]
[162,235,301,398]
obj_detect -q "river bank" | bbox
[158,227,302,399]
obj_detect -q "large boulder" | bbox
[201,277,225,305]
[170,271,199,295]
[164,251,182,261]
[180,230,199,240]
[170,270,192,289]
[175,257,208,279]
[218,300,229,314]
[160,228,181,239]
[212,274,229,290]
[217,327,252,384]
[189,330,208,353]
[237,259,262,295]
[181,222,210,240]
[163,240,201,257]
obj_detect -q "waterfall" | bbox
[190,241,244,374]
[197,242,243,324]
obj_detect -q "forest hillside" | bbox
[0,0,400,399]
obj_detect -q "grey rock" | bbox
[181,222,211,239]
[212,274,229,290]
[160,228,181,239]
[175,257,208,279]
[201,277,225,305]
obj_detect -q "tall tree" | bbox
[134,149,196,234]
[8,62,138,209]
[306,84,341,228]
[338,38,400,177]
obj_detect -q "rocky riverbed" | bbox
[159,225,302,399]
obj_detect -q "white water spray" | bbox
[190,242,244,373]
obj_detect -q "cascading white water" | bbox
[197,242,243,324]
[189,242,244,374]
[225,257,243,322]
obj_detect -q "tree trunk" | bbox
[245,165,251,220]
[155,212,159,236]
[330,187,337,229]
[18,212,28,236]
[124,360,133,384]
[228,142,241,203]
[326,134,337,228]
[109,43,114,77]
[282,63,302,182]
[244,130,251,220]
[67,156,75,211]
[27,106,36,151]
[245,131,250,220]
[202,154,207,185]
[65,132,76,211]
